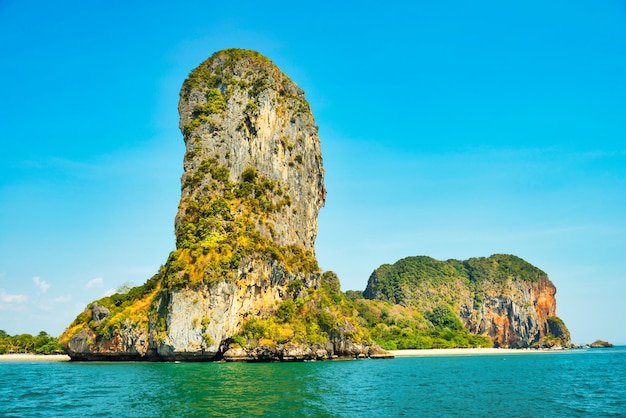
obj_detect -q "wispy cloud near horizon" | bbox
[0,289,28,304]
[0,289,28,313]
[33,276,50,293]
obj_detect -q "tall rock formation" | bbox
[61,49,387,361]
[363,254,571,348]
[176,48,325,254]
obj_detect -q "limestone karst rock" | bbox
[176,49,325,255]
[61,49,385,361]
[363,254,571,348]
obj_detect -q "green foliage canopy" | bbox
[0,331,65,354]
[364,254,548,307]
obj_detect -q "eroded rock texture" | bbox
[176,49,325,252]
[459,276,558,348]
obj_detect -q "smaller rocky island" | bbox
[589,340,614,348]
[360,254,571,349]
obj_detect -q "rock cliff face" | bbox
[364,254,570,348]
[61,49,386,361]
[459,275,558,348]
[176,49,325,253]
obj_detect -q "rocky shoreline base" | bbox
[221,342,394,362]
[0,349,543,362]
[3,346,615,362]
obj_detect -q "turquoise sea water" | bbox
[1,347,625,417]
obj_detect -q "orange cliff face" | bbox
[490,315,511,348]
[464,276,559,348]
[534,276,557,332]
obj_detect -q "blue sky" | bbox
[1,1,625,344]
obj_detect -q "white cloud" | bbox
[103,288,116,297]
[52,295,72,303]
[0,304,26,312]
[33,276,50,293]
[86,277,104,288]
[0,289,27,303]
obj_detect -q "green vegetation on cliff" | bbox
[346,296,492,350]
[174,157,318,289]
[60,274,162,346]
[228,271,492,351]
[181,49,273,100]
[181,49,308,107]
[364,254,547,306]
[231,272,368,348]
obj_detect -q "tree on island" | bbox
[0,330,65,354]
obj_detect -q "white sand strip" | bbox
[389,348,559,357]
[0,354,71,362]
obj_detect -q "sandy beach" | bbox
[389,347,560,357]
[0,354,71,362]
[0,349,562,361]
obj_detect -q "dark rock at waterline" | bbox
[590,340,614,348]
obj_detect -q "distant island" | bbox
[589,340,614,348]
[58,49,572,362]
